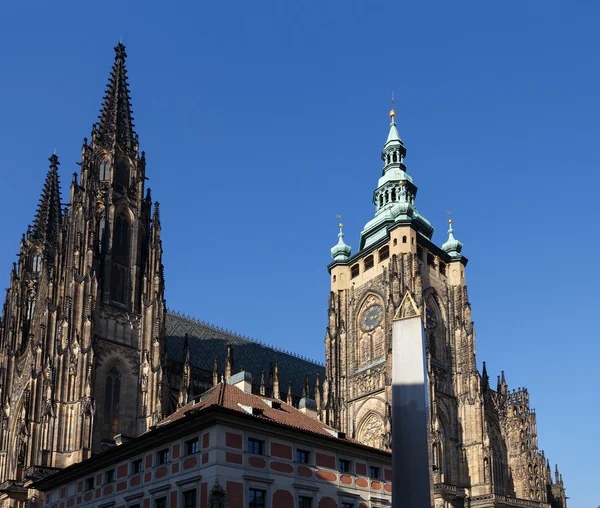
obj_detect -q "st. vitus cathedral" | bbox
[0,43,167,482]
[0,44,567,508]
[324,109,567,507]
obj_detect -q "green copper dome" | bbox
[331,223,352,262]
[441,220,463,258]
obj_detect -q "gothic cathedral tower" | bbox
[324,106,501,499]
[0,44,166,483]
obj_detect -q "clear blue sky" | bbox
[0,1,597,505]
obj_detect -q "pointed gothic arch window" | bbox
[115,155,130,187]
[113,212,130,265]
[103,366,121,440]
[111,264,127,304]
[98,215,107,254]
[99,160,110,181]
[32,252,41,273]
[425,295,444,362]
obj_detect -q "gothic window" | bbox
[103,366,121,440]
[99,160,110,181]
[357,295,385,367]
[393,238,398,246]
[115,155,130,187]
[98,215,106,254]
[402,235,407,244]
[111,264,127,304]
[26,294,35,321]
[425,296,444,362]
[113,213,130,265]
[32,252,41,273]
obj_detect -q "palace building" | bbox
[0,44,566,508]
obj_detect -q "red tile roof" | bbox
[157,382,366,446]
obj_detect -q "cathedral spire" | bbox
[385,102,403,147]
[96,43,136,151]
[31,154,62,245]
[357,103,433,251]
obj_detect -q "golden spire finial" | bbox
[389,91,396,118]
[446,209,452,225]
[336,214,343,229]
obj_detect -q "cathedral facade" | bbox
[0,43,167,484]
[324,109,567,508]
[0,44,566,508]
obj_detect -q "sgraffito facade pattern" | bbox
[324,109,567,508]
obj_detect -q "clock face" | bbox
[360,304,384,332]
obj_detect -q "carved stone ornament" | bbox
[208,481,229,508]
[358,412,384,449]
[394,291,420,320]
[353,363,385,398]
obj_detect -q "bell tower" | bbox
[324,103,474,494]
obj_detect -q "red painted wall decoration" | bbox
[316,453,336,469]
[226,481,244,508]
[225,432,243,449]
[318,497,337,508]
[272,489,294,508]
[271,442,293,459]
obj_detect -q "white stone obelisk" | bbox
[392,292,431,508]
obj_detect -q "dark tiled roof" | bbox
[166,312,325,399]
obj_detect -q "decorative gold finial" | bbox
[389,91,396,118]
[446,209,452,225]
[336,214,343,229]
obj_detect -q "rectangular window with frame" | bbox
[104,469,115,484]
[350,264,360,279]
[186,437,199,455]
[157,448,170,465]
[131,458,143,474]
[364,255,374,271]
[183,489,196,508]
[154,497,166,508]
[296,449,310,464]
[85,477,94,491]
[248,437,264,455]
[339,459,351,473]
[299,496,312,508]
[249,488,266,508]
[379,245,390,262]
[369,465,380,479]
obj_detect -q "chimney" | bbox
[298,397,318,419]
[227,370,252,394]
